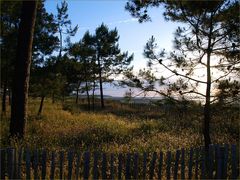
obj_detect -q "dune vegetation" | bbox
[1,98,238,153]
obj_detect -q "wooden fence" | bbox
[0,144,239,179]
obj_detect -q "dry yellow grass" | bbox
[0,98,239,152]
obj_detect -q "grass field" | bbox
[0,97,239,152]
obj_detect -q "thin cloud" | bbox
[78,18,138,31]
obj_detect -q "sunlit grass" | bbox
[0,97,239,152]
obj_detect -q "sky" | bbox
[45,0,179,71]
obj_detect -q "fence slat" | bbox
[157,152,163,180]
[181,148,185,179]
[67,151,74,180]
[83,152,90,180]
[173,150,180,180]
[231,144,238,179]
[208,144,214,179]
[222,144,228,179]
[33,150,39,179]
[201,147,206,179]
[102,153,107,179]
[7,148,15,179]
[75,152,81,180]
[41,149,47,179]
[133,153,139,179]
[93,152,99,179]
[194,148,199,179]
[17,148,22,179]
[25,149,31,180]
[166,151,171,180]
[143,152,147,179]
[188,148,193,179]
[125,153,131,179]
[118,153,123,180]
[149,152,157,179]
[13,148,17,179]
[50,151,55,180]
[1,144,236,180]
[110,153,114,179]
[0,149,6,179]
[216,144,222,179]
[59,151,64,180]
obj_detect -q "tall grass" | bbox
[0,98,239,152]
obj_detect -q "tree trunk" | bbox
[59,29,62,59]
[92,81,96,111]
[203,51,212,148]
[75,81,81,104]
[85,82,90,110]
[10,1,37,138]
[1,77,7,113]
[38,96,45,116]
[8,89,11,106]
[97,56,104,108]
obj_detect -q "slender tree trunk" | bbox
[203,19,213,148]
[59,29,62,59]
[203,51,212,148]
[38,96,45,116]
[1,77,7,113]
[97,55,104,108]
[92,81,96,111]
[76,81,81,104]
[8,89,11,106]
[85,82,90,110]
[10,1,37,138]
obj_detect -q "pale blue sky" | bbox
[45,0,179,71]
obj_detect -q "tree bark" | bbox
[75,81,81,104]
[97,55,105,108]
[38,96,45,116]
[10,1,38,138]
[92,80,96,111]
[85,82,90,110]
[1,77,7,113]
[203,51,212,148]
[203,16,213,148]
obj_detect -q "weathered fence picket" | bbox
[33,149,38,179]
[188,147,193,179]
[41,149,47,179]
[83,152,90,180]
[133,153,139,179]
[149,152,157,179]
[0,144,238,179]
[117,153,123,179]
[125,153,131,179]
[102,152,107,179]
[231,144,238,179]
[142,152,147,179]
[50,151,55,180]
[75,152,81,180]
[110,153,114,179]
[194,148,199,179]
[17,148,22,179]
[157,151,163,180]
[166,151,171,180]
[25,148,31,180]
[67,150,73,180]
[59,151,64,179]
[180,148,185,179]
[173,150,180,180]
